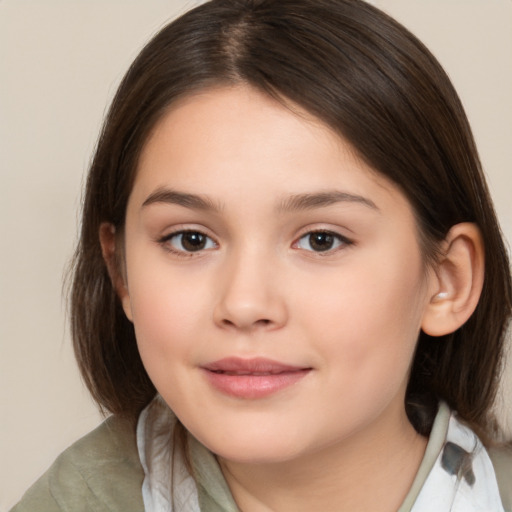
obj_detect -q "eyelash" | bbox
[159,230,218,257]
[158,229,353,257]
[293,230,353,254]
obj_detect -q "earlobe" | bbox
[421,223,484,337]
[99,222,133,322]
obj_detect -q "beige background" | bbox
[1,1,511,509]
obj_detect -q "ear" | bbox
[99,222,133,322]
[421,223,484,337]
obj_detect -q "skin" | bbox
[113,85,450,511]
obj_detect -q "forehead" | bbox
[130,85,411,219]
[138,85,344,171]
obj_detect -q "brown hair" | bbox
[71,0,512,439]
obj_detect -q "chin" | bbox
[215,445,303,466]
[193,425,314,466]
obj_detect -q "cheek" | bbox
[298,248,427,376]
[126,263,210,372]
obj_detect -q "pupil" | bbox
[310,232,333,251]
[182,232,206,251]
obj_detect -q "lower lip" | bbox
[202,369,311,399]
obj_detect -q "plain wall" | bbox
[1,1,511,509]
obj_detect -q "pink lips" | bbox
[201,357,311,399]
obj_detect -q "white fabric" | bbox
[411,414,504,511]
[137,397,504,512]
[137,396,200,512]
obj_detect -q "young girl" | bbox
[11,0,512,510]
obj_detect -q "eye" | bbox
[295,231,350,253]
[163,230,217,253]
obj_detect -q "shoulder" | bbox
[489,444,512,512]
[10,416,145,512]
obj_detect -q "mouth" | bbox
[201,357,312,399]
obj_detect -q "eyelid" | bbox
[155,224,353,257]
[158,227,219,256]
[292,228,354,254]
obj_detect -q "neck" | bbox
[218,404,427,512]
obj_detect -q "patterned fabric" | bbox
[137,397,504,512]
[410,414,504,511]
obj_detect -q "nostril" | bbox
[220,317,272,329]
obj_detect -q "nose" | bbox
[213,248,288,332]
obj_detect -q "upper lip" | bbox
[202,357,310,375]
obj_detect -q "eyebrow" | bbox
[277,191,379,213]
[142,188,222,212]
[142,187,378,214]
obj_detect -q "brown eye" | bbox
[309,232,335,251]
[166,231,216,253]
[296,231,349,253]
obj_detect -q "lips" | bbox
[201,357,311,399]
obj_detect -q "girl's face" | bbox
[121,85,435,464]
